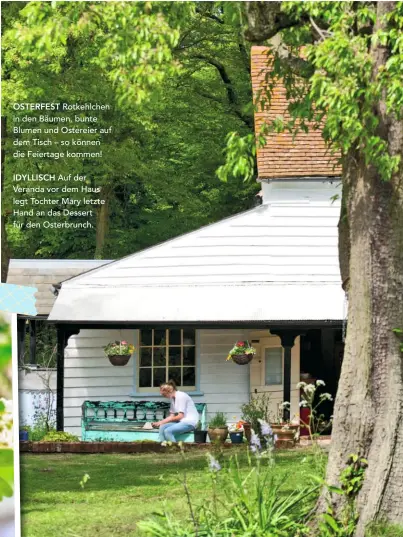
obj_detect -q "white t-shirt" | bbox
[170,391,199,427]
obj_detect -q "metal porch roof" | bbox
[48,180,344,323]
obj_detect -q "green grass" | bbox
[367,523,403,537]
[20,448,324,537]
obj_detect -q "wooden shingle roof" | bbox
[251,46,341,179]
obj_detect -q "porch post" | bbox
[29,319,37,365]
[17,316,26,365]
[56,325,80,431]
[270,330,302,422]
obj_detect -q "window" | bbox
[138,329,196,391]
[265,347,282,385]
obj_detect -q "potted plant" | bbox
[240,392,272,443]
[103,340,135,366]
[226,341,256,365]
[194,421,208,443]
[270,402,299,444]
[19,425,30,442]
[228,421,244,444]
[207,412,228,444]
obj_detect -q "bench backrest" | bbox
[82,400,207,429]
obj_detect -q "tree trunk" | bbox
[1,215,10,283]
[318,4,403,533]
[94,185,112,259]
[319,126,403,537]
[1,116,10,283]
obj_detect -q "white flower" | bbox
[296,382,306,389]
[250,430,261,454]
[299,400,309,407]
[207,453,221,472]
[304,384,315,395]
[319,393,333,401]
[258,419,273,437]
[279,401,290,409]
[316,380,326,387]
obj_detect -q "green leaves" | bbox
[393,328,403,353]
[0,449,14,501]
[249,2,403,182]
[217,132,256,182]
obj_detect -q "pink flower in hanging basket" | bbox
[236,341,245,347]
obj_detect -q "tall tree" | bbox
[241,2,403,534]
[2,1,258,264]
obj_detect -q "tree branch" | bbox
[193,54,253,128]
[309,16,334,40]
[243,1,302,43]
[193,54,238,105]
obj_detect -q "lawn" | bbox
[20,448,325,537]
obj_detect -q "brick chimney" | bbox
[251,46,341,181]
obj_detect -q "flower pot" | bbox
[107,354,131,366]
[19,430,29,442]
[208,426,228,444]
[231,353,254,365]
[194,430,208,443]
[229,431,244,444]
[242,422,252,442]
[270,423,299,444]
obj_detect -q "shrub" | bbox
[139,453,317,537]
[240,392,272,440]
[41,431,79,442]
[208,412,227,428]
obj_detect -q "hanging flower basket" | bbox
[226,341,256,365]
[104,340,135,367]
[107,354,131,366]
[232,353,254,365]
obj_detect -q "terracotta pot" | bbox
[107,354,131,366]
[208,427,228,444]
[270,423,298,443]
[231,353,254,365]
[242,422,252,442]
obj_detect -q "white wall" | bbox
[63,328,250,437]
[63,329,135,437]
[18,369,56,427]
[248,330,300,421]
[198,329,250,423]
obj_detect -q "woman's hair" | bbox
[160,379,177,392]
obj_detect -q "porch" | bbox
[45,322,343,438]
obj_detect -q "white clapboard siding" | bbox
[64,329,251,437]
[248,330,300,420]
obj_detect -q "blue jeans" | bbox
[158,422,195,442]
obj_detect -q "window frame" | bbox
[133,328,199,394]
[263,346,283,386]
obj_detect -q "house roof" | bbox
[48,180,344,323]
[251,46,342,179]
[7,259,111,315]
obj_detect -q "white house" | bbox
[13,47,346,438]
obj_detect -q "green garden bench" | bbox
[81,400,207,442]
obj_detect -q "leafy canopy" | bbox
[221,1,403,182]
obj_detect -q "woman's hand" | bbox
[152,421,161,428]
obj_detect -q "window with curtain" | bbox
[265,347,283,385]
[138,329,196,391]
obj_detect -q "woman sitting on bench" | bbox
[152,380,199,444]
